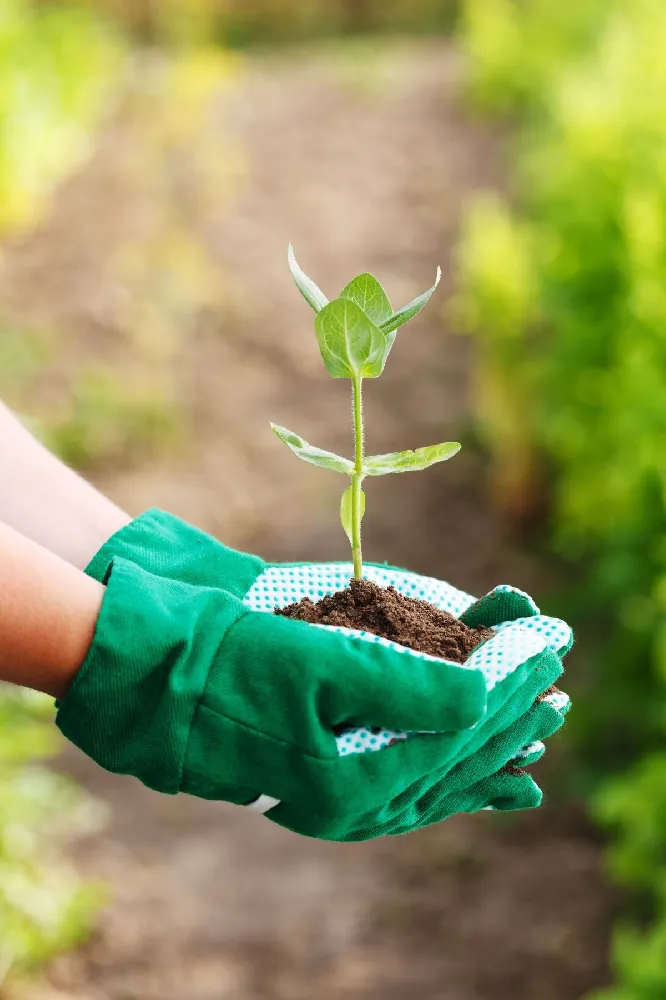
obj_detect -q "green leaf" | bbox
[271,423,353,474]
[288,244,328,313]
[340,273,393,325]
[365,441,461,475]
[340,485,365,544]
[381,267,442,335]
[314,297,388,379]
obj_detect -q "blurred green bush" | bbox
[78,0,458,46]
[0,0,122,234]
[0,689,104,988]
[0,0,123,987]
[456,1,666,995]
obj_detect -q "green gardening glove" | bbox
[84,508,573,771]
[378,688,572,838]
[344,671,571,839]
[56,510,571,842]
[84,508,572,781]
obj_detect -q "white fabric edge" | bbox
[245,794,281,814]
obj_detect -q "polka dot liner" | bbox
[513,741,545,763]
[492,615,573,655]
[244,563,477,618]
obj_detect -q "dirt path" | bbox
[3,40,613,1000]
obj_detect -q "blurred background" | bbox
[1,0,665,997]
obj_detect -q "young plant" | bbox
[271,245,460,579]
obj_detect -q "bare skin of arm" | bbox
[0,400,129,569]
[0,522,104,698]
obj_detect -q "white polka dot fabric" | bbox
[546,689,571,714]
[492,615,572,655]
[244,563,477,618]
[543,689,571,712]
[513,741,545,762]
[243,565,570,758]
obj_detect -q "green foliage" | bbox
[41,368,179,471]
[364,442,461,475]
[341,273,393,326]
[457,0,666,995]
[379,267,441,337]
[271,424,354,475]
[277,247,458,576]
[0,688,104,986]
[315,297,388,379]
[0,0,122,236]
[461,0,611,116]
[86,0,458,48]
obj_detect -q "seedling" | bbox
[271,246,461,579]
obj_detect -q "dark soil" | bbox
[276,578,494,662]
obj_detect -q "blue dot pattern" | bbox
[242,566,572,758]
[544,689,571,714]
[492,615,572,656]
[512,741,545,763]
[243,563,477,618]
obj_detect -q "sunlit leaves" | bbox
[0,2,123,237]
[340,273,392,326]
[279,248,454,578]
[381,267,442,335]
[340,485,365,544]
[287,244,329,313]
[314,297,388,379]
[271,423,353,474]
[365,441,461,475]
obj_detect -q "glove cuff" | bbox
[57,556,247,794]
[85,508,265,598]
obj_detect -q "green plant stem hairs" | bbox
[272,245,459,578]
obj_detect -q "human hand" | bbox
[57,511,571,841]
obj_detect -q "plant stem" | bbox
[351,376,364,579]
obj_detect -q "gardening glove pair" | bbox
[56,510,572,842]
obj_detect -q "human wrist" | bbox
[0,523,105,698]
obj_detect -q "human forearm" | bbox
[0,522,104,698]
[0,401,129,568]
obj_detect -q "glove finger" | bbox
[460,584,540,628]
[321,670,567,837]
[238,611,488,734]
[330,620,560,741]
[265,722,520,842]
[506,688,571,766]
[448,696,565,789]
[350,694,565,836]
[336,636,565,761]
[385,770,543,837]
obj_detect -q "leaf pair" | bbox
[271,424,460,478]
[278,247,458,569]
[288,244,441,380]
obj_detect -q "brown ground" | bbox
[1,40,614,1000]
